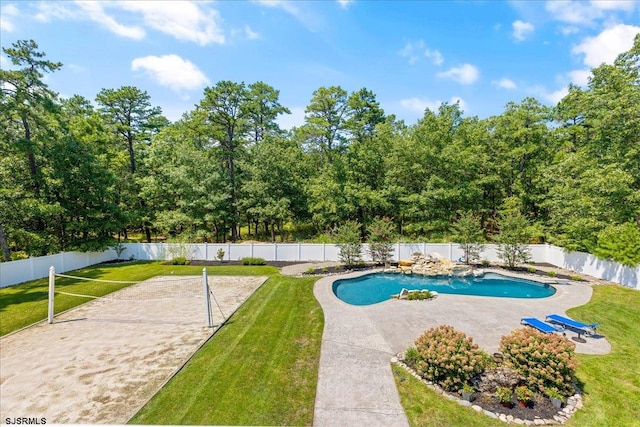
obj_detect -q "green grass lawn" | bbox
[395,284,640,427]
[567,285,640,427]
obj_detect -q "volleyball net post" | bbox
[202,268,213,328]
[48,266,55,324]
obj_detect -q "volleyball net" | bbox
[47,267,225,327]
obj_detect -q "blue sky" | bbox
[1,1,639,128]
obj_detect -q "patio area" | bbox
[312,270,611,426]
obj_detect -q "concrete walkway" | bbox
[312,270,610,427]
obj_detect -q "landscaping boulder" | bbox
[474,367,524,393]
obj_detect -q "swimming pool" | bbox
[332,272,556,305]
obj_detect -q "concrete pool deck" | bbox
[311,269,611,427]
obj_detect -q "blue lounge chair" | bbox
[521,318,564,334]
[546,314,599,337]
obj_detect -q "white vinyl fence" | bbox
[0,250,117,288]
[1,243,638,289]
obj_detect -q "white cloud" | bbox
[545,0,637,25]
[450,96,467,112]
[545,1,602,24]
[34,1,224,45]
[424,49,444,66]
[118,1,225,45]
[535,85,569,105]
[255,0,322,32]
[492,78,517,89]
[513,20,535,41]
[567,69,591,86]
[590,0,636,12]
[400,96,466,114]
[337,0,353,9]
[398,40,425,65]
[399,40,444,66]
[400,97,440,114]
[131,55,210,92]
[572,24,640,67]
[244,25,260,40]
[1,3,19,32]
[34,2,76,22]
[277,106,306,130]
[559,26,580,36]
[75,1,145,40]
[437,64,479,85]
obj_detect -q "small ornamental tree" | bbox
[494,199,532,268]
[499,327,579,397]
[335,220,362,268]
[412,325,489,392]
[452,211,485,265]
[367,217,395,265]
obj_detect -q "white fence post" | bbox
[202,268,212,328]
[48,266,55,324]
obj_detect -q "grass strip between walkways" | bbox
[129,273,323,425]
[394,284,640,427]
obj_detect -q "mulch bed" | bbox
[471,392,560,420]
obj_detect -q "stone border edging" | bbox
[391,356,583,425]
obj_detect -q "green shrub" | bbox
[321,267,328,274]
[404,347,420,369]
[570,275,582,281]
[499,327,578,397]
[305,267,315,275]
[241,257,266,265]
[171,257,187,265]
[481,260,491,267]
[547,270,557,277]
[406,290,433,300]
[527,266,537,273]
[412,325,489,392]
[593,222,640,267]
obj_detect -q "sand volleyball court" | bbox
[0,274,267,424]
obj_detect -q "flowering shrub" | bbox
[412,325,489,392]
[499,327,579,397]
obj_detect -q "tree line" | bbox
[1,37,639,266]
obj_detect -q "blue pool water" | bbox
[332,272,556,305]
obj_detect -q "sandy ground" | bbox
[0,275,267,424]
